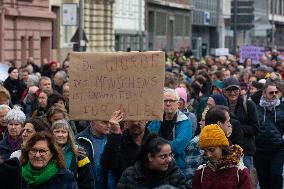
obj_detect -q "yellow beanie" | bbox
[199,124,229,149]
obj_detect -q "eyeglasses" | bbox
[225,87,239,93]
[164,99,177,104]
[158,153,174,160]
[269,91,279,95]
[29,148,49,156]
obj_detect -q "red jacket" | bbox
[192,164,253,189]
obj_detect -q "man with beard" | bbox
[255,82,284,189]
[101,110,149,185]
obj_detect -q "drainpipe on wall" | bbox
[138,0,143,51]
[78,0,84,52]
[0,8,5,62]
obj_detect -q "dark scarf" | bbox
[0,125,7,138]
[7,132,23,152]
[159,113,177,140]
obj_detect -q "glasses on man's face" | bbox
[225,87,239,94]
[158,152,174,160]
[164,99,177,104]
[29,148,49,156]
[268,90,279,95]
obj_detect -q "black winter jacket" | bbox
[3,77,26,105]
[68,146,95,189]
[256,103,284,153]
[229,118,245,147]
[228,96,259,155]
[101,129,150,184]
[117,161,186,189]
[21,168,77,189]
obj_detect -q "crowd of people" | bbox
[0,49,283,189]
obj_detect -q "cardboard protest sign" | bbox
[215,48,229,56]
[69,51,165,121]
[240,46,264,64]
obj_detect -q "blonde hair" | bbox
[51,119,77,155]
[0,87,10,100]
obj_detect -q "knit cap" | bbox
[175,87,187,103]
[210,94,228,106]
[4,106,26,125]
[198,124,229,149]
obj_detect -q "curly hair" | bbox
[20,131,66,168]
[0,87,10,100]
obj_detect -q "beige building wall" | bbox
[50,0,78,64]
[50,0,115,63]
[84,0,115,52]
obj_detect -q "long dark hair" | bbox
[138,134,170,165]
[26,117,51,132]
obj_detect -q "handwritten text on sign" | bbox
[240,46,264,64]
[69,52,165,121]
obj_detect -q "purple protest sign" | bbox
[240,46,264,64]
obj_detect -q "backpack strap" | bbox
[200,164,206,183]
[243,95,248,115]
[237,167,240,184]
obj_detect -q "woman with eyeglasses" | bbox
[117,134,186,189]
[20,131,77,189]
[51,119,94,189]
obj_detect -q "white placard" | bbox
[0,63,9,82]
[62,4,77,26]
[215,48,229,56]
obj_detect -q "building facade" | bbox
[147,0,192,51]
[191,0,219,57]
[50,0,115,64]
[84,0,115,52]
[269,0,284,49]
[114,0,146,51]
[0,0,55,67]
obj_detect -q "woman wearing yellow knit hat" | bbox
[192,124,253,189]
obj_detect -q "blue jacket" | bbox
[76,127,113,189]
[21,168,77,189]
[147,110,192,170]
[256,103,284,153]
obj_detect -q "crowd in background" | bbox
[0,48,283,189]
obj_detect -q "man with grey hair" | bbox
[53,70,68,95]
[147,88,192,173]
[0,105,11,140]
